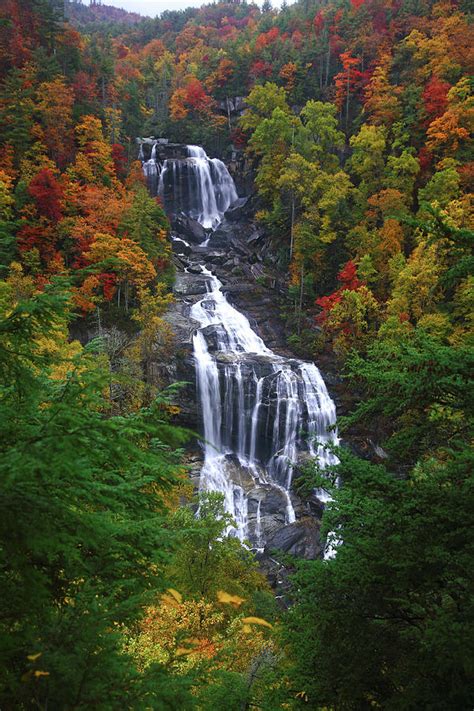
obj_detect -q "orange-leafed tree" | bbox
[36,77,74,168]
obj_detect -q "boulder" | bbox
[265,518,322,559]
[173,273,208,297]
[206,232,229,249]
[171,236,192,256]
[172,215,208,244]
[224,197,250,222]
[205,250,228,265]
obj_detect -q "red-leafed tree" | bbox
[316,260,363,323]
[334,53,366,130]
[423,75,450,124]
[184,77,212,113]
[28,169,63,223]
[250,60,273,80]
[111,143,127,179]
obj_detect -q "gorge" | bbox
[141,141,339,556]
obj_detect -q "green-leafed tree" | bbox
[284,447,474,710]
[0,283,192,709]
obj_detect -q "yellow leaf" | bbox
[175,647,193,657]
[160,593,180,608]
[166,588,182,604]
[241,616,273,629]
[27,653,42,662]
[33,671,50,678]
[242,624,252,634]
[216,590,245,607]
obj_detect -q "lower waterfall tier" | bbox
[190,268,338,546]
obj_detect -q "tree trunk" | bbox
[346,67,350,132]
[325,43,330,87]
[289,194,295,261]
[298,263,304,334]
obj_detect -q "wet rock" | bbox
[200,323,228,352]
[246,227,265,247]
[164,302,199,347]
[186,264,206,275]
[173,273,208,297]
[206,231,230,249]
[265,518,322,559]
[172,215,208,244]
[171,236,192,256]
[205,250,227,265]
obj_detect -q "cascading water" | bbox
[140,139,339,549]
[190,268,339,544]
[141,142,238,229]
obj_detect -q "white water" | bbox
[191,268,338,542]
[185,145,238,229]
[141,142,238,230]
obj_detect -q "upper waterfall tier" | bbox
[141,143,238,230]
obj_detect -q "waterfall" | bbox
[190,269,339,543]
[141,142,238,230]
[140,139,339,549]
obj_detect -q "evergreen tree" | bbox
[0,283,192,708]
[284,448,474,710]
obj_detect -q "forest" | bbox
[0,0,472,708]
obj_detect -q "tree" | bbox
[0,283,191,708]
[300,100,344,167]
[334,52,365,131]
[69,115,116,186]
[363,56,401,127]
[27,167,63,223]
[348,124,386,198]
[417,159,460,209]
[284,447,474,710]
[426,78,472,159]
[168,493,263,600]
[87,232,157,310]
[0,168,17,274]
[344,325,473,463]
[36,76,74,168]
[119,183,171,270]
[239,82,290,134]
[384,149,420,202]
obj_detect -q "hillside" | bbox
[66,0,146,28]
[0,0,472,708]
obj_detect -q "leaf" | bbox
[183,637,200,647]
[241,616,273,629]
[217,590,245,607]
[27,653,42,661]
[242,624,252,634]
[161,593,181,608]
[33,671,50,678]
[175,647,193,657]
[296,690,308,700]
[166,588,182,604]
